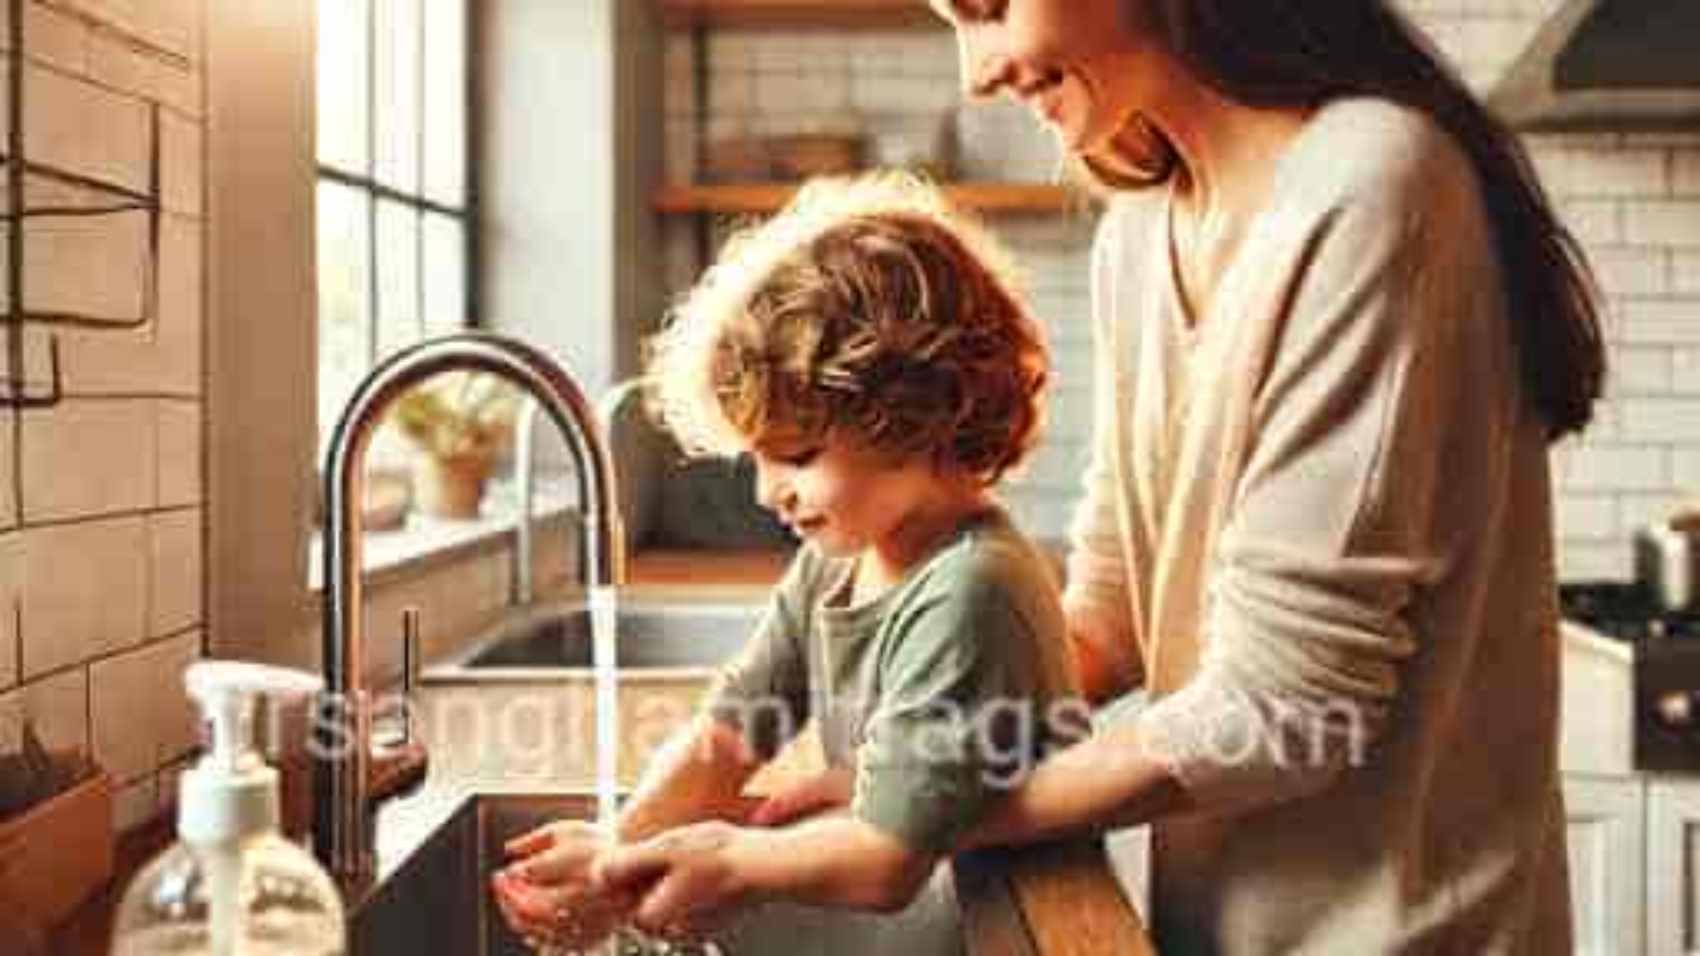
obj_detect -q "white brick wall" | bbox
[0,0,206,833]
[659,2,1700,580]
[1399,0,1700,580]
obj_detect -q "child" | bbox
[492,174,1083,954]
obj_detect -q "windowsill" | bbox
[307,476,577,593]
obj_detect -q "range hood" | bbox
[1490,0,1700,132]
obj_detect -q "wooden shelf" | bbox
[654,182,1084,216]
[657,0,939,29]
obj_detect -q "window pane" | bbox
[318,181,374,440]
[375,200,422,360]
[317,0,371,174]
[375,0,422,192]
[422,212,466,334]
[423,0,467,205]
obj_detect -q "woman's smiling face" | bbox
[929,0,1158,156]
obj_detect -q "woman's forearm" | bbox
[616,716,763,843]
[734,818,937,913]
[964,720,1192,849]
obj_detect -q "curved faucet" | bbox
[315,331,626,889]
[512,387,629,606]
[512,400,541,605]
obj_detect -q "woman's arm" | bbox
[1065,601,1142,705]
[962,719,1192,849]
[1061,203,1147,704]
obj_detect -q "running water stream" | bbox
[583,587,722,956]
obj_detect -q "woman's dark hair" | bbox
[1111,0,1605,440]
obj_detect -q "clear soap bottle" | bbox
[111,661,345,956]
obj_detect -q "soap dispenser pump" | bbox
[112,661,346,956]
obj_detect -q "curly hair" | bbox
[646,173,1048,487]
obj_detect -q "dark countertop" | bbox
[56,779,1152,956]
[365,775,1155,956]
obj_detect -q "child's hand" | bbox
[748,766,853,827]
[490,820,638,950]
[593,821,758,941]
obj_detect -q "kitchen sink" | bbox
[432,599,764,675]
[350,792,964,956]
[411,598,813,798]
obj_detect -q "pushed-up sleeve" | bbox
[1136,168,1488,810]
[1063,206,1145,687]
[705,552,814,760]
[852,580,1038,854]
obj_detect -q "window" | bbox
[316,0,472,445]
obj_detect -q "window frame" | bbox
[315,0,479,429]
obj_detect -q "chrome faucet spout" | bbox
[513,400,542,606]
[314,332,625,891]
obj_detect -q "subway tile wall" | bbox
[0,0,205,833]
[660,0,1700,580]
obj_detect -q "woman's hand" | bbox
[490,820,638,951]
[593,820,759,940]
[748,766,853,826]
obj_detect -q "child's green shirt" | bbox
[708,508,1082,854]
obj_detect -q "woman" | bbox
[578,1,1608,952]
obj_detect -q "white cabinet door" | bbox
[1649,779,1700,956]
[1568,774,1647,956]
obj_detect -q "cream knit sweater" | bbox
[1063,98,1572,955]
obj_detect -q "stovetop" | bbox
[1559,581,1700,642]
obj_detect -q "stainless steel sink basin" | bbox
[412,600,808,792]
[432,599,763,675]
[350,792,966,956]
[353,793,555,956]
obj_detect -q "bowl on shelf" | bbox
[702,135,773,183]
[768,132,866,180]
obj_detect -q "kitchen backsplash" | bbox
[658,0,1700,582]
[0,0,206,834]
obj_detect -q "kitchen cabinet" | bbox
[1649,779,1700,956]
[1566,773,1648,956]
[1561,773,1700,956]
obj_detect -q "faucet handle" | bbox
[367,606,429,805]
[400,606,421,743]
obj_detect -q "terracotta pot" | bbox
[413,452,493,518]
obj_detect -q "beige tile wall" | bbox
[1,0,206,832]
[667,1,1700,577]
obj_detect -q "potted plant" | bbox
[390,372,521,518]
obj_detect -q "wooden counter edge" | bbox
[954,838,1157,956]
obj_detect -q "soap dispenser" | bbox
[112,661,346,956]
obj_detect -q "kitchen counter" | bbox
[1559,620,1637,776]
[627,546,790,593]
[53,612,1613,956]
[367,774,1155,956]
[55,782,1153,956]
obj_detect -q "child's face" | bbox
[749,438,950,559]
